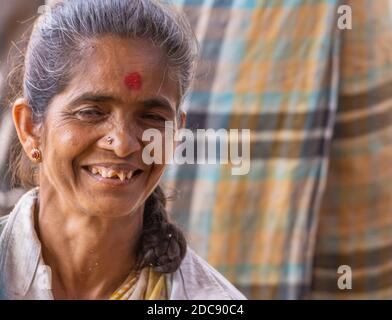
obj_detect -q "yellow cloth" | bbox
[109,267,167,300]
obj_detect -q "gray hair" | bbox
[11,0,198,273]
[25,0,198,122]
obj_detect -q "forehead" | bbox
[63,35,178,105]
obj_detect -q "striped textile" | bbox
[109,267,167,300]
[162,0,392,299]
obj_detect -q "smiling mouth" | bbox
[82,165,143,182]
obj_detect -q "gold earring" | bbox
[31,147,42,162]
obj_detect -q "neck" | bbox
[35,190,144,300]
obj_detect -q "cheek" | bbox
[57,129,80,147]
[152,163,166,176]
[45,126,93,166]
[143,164,166,197]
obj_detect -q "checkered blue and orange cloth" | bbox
[162,0,392,299]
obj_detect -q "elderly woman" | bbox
[0,0,246,300]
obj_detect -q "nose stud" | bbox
[106,137,114,145]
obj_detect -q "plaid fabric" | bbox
[311,0,392,299]
[162,0,392,299]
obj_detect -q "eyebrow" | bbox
[67,93,176,116]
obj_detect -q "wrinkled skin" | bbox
[13,36,185,299]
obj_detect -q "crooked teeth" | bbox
[89,166,136,181]
[118,172,126,182]
[108,170,116,178]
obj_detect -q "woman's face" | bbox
[35,36,181,217]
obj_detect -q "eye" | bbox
[75,107,105,119]
[143,113,167,122]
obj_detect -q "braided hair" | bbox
[136,186,187,273]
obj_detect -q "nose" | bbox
[99,123,142,158]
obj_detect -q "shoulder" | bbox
[170,247,247,300]
[0,189,37,236]
[0,215,9,238]
[0,188,38,248]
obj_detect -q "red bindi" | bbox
[124,72,142,90]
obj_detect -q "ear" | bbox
[172,110,186,152]
[178,110,186,130]
[12,98,42,160]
